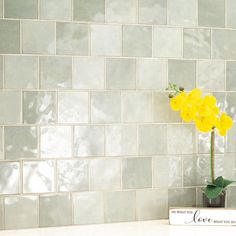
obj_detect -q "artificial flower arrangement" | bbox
[167,83,234,207]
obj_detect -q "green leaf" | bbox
[203,185,224,199]
[215,176,224,187]
[222,178,234,188]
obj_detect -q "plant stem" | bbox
[210,128,215,184]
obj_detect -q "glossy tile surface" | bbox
[226,61,236,91]
[0,197,3,230]
[227,0,236,28]
[0,127,3,160]
[0,56,2,88]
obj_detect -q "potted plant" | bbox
[167,83,234,208]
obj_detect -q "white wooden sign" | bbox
[169,208,236,226]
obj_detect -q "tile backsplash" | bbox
[0,0,236,230]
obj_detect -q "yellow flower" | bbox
[195,116,214,132]
[187,88,202,102]
[180,106,195,122]
[216,113,233,136]
[170,92,186,111]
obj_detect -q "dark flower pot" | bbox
[203,191,226,208]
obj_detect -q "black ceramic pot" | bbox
[202,191,226,208]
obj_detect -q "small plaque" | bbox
[169,208,236,226]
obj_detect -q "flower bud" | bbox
[179,86,184,91]
[168,94,174,98]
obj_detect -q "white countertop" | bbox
[0,220,236,236]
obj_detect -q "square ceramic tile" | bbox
[0,56,2,88]
[106,58,135,89]
[73,57,104,89]
[105,125,137,156]
[168,0,197,26]
[106,0,136,23]
[0,0,2,18]
[153,156,182,187]
[22,21,55,54]
[198,0,225,27]
[23,91,56,124]
[23,160,54,193]
[226,61,236,91]
[0,127,3,159]
[197,61,225,91]
[137,59,167,89]
[56,22,88,55]
[227,187,236,208]
[5,56,38,89]
[138,0,167,24]
[227,0,236,28]
[5,126,38,160]
[40,57,72,89]
[58,92,88,123]
[123,25,152,57]
[57,159,89,191]
[40,0,71,20]
[105,191,135,223]
[122,91,152,122]
[138,125,167,155]
[168,60,196,90]
[0,20,20,54]
[153,27,183,57]
[4,0,38,19]
[39,194,72,227]
[122,157,152,189]
[5,196,38,230]
[0,91,21,125]
[224,93,236,122]
[40,126,72,158]
[91,25,122,56]
[212,30,236,59]
[184,28,211,59]
[74,126,104,157]
[226,125,236,153]
[73,192,104,225]
[90,158,121,190]
[74,0,105,22]
[0,162,20,194]
[136,189,168,220]
[91,91,121,123]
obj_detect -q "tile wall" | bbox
[0,0,236,230]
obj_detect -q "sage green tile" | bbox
[227,187,236,208]
[197,61,225,91]
[58,92,88,123]
[40,0,71,20]
[227,0,236,28]
[57,159,89,192]
[106,58,135,89]
[0,56,3,89]
[136,189,168,220]
[40,57,72,89]
[0,127,3,160]
[0,0,2,18]
[23,160,54,193]
[73,192,104,225]
[73,57,104,89]
[139,125,167,155]
[153,27,183,57]
[91,91,121,123]
[226,124,236,153]
[168,60,196,90]
[105,191,135,223]
[74,126,104,157]
[123,25,152,57]
[40,194,72,227]
[56,22,88,55]
[168,188,196,207]
[153,156,182,188]
[0,162,20,194]
[0,20,20,54]
[153,92,181,122]
[91,25,122,56]
[122,91,152,122]
[184,28,211,58]
[41,126,72,158]
[74,0,105,22]
[23,91,56,124]
[198,0,225,27]
[137,59,167,89]
[5,126,38,160]
[226,61,236,91]
[4,0,38,19]
[5,196,38,230]
[105,125,137,156]
[22,21,55,54]
[0,91,21,125]
[106,0,136,23]
[90,158,121,190]
[167,124,196,154]
[212,30,236,59]
[138,0,167,24]
[168,0,197,26]
[5,56,38,89]
[122,157,152,189]
[0,197,3,230]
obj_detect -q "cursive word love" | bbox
[185,210,213,224]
